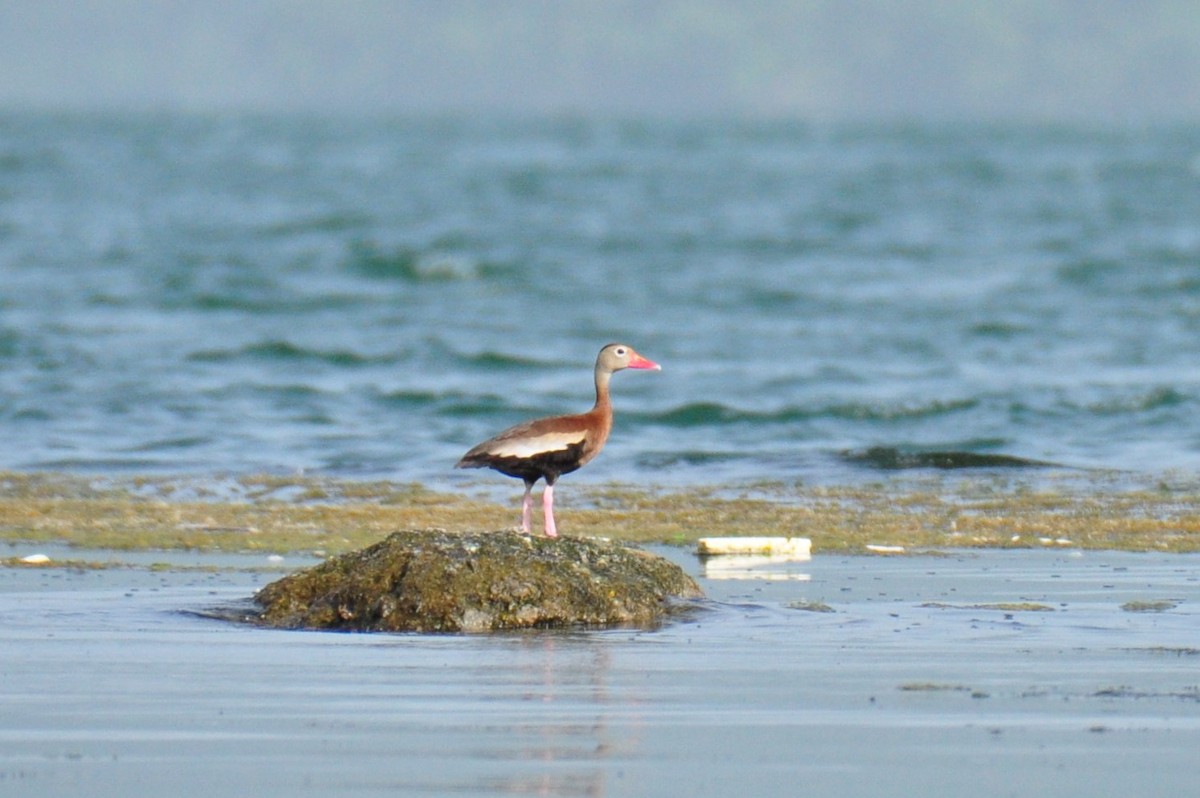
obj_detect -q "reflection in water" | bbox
[481,635,641,797]
[701,554,813,581]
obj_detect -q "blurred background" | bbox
[1,1,1199,488]
[2,1,1198,121]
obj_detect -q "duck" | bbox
[456,343,661,537]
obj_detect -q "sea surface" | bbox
[3,112,1200,489]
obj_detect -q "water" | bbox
[3,112,1200,487]
[3,546,1199,797]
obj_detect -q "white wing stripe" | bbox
[485,431,586,458]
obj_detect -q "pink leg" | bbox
[542,483,558,538]
[520,481,534,533]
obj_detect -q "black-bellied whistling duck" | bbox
[455,343,661,537]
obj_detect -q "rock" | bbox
[252,529,704,633]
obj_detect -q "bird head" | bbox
[599,343,662,373]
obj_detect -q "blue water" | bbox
[2,113,1200,488]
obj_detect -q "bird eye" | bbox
[615,347,627,356]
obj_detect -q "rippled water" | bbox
[3,113,1200,486]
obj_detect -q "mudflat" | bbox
[2,535,1198,797]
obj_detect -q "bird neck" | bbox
[593,366,614,413]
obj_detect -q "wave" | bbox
[375,389,447,408]
[177,292,364,314]
[257,211,372,237]
[346,241,514,283]
[125,436,212,453]
[438,395,547,419]
[0,328,18,359]
[6,407,52,422]
[375,389,543,419]
[1055,257,1130,290]
[188,341,398,367]
[425,395,845,427]
[459,350,553,370]
[635,450,757,468]
[200,383,328,401]
[28,456,190,472]
[1079,386,1190,415]
[969,321,1032,339]
[840,446,1058,471]
[637,398,978,427]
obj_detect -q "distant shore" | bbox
[2,470,1200,559]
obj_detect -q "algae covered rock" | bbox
[253,529,703,632]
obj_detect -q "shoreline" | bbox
[3,469,1200,557]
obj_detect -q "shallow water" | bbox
[3,547,1198,797]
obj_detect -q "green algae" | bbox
[921,601,1056,612]
[785,599,836,613]
[1,556,129,571]
[1094,686,1200,701]
[0,556,246,573]
[1120,599,1180,612]
[1128,647,1200,656]
[2,470,1200,557]
[898,683,990,699]
[252,529,704,633]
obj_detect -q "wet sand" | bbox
[2,544,1198,797]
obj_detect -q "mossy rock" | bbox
[252,529,704,633]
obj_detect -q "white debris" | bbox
[697,537,811,559]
